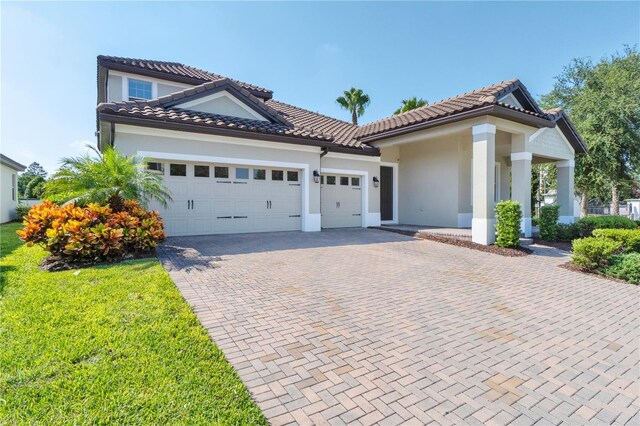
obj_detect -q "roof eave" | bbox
[360,105,554,144]
[0,155,27,171]
[99,113,380,157]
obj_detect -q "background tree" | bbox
[44,146,171,211]
[24,175,46,199]
[336,88,370,125]
[18,162,47,197]
[394,97,428,115]
[540,46,640,216]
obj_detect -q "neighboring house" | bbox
[96,56,586,244]
[626,200,640,220]
[1,154,26,223]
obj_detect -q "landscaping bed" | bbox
[0,222,266,424]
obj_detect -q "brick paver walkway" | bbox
[158,229,639,425]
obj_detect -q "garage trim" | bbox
[320,167,372,228]
[138,150,321,232]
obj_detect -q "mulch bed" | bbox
[532,238,572,252]
[558,262,631,284]
[373,227,531,257]
[40,251,157,272]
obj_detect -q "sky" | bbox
[1,1,639,173]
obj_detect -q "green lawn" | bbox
[0,222,266,425]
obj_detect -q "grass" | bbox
[0,222,266,425]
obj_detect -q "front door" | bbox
[380,166,393,221]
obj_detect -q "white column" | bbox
[511,150,532,237]
[557,159,575,224]
[472,123,496,245]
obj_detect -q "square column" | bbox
[472,123,496,245]
[511,151,532,237]
[557,160,575,223]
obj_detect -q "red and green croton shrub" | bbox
[17,200,165,263]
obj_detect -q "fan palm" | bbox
[44,146,171,210]
[394,97,428,115]
[336,87,370,125]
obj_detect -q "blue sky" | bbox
[1,1,638,173]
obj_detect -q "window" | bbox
[128,79,153,100]
[253,169,266,180]
[340,176,349,186]
[194,165,209,177]
[11,173,16,201]
[351,177,360,186]
[170,164,187,176]
[147,162,164,174]
[326,176,336,185]
[320,175,324,184]
[272,170,284,181]
[214,166,229,178]
[236,168,249,179]
[287,171,299,182]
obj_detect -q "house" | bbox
[96,56,586,244]
[1,154,26,223]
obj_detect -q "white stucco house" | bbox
[1,154,26,223]
[96,56,586,245]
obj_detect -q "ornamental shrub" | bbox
[572,237,622,270]
[17,200,165,264]
[15,204,30,221]
[576,216,638,237]
[555,223,580,242]
[495,201,522,248]
[592,229,640,253]
[602,253,640,284]
[539,205,560,241]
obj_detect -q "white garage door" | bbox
[149,161,302,236]
[321,174,362,228]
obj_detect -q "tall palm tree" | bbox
[394,97,428,115]
[44,146,171,210]
[336,87,370,125]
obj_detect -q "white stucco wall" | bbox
[396,135,461,227]
[1,164,18,223]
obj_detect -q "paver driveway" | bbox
[158,229,639,425]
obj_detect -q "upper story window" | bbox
[128,79,153,101]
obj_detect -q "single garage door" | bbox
[321,174,362,228]
[149,161,302,236]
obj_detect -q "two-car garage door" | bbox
[151,161,301,236]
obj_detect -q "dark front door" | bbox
[380,166,393,221]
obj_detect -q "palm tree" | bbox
[394,97,428,115]
[336,88,370,125]
[44,146,171,210]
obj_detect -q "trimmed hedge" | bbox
[576,216,638,237]
[555,223,580,242]
[592,229,640,253]
[495,201,522,248]
[572,237,622,270]
[539,205,559,241]
[603,253,640,284]
[17,200,165,263]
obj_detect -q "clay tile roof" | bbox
[98,55,273,98]
[356,79,545,139]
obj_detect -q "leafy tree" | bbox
[540,46,640,216]
[44,146,171,211]
[24,175,46,199]
[17,162,47,197]
[336,87,370,125]
[394,97,428,115]
[531,164,557,216]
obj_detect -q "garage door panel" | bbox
[156,162,302,236]
[321,174,362,229]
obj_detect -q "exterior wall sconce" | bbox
[313,170,320,183]
[373,176,380,188]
